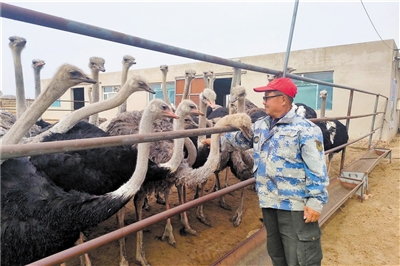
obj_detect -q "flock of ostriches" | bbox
[1,36,348,266]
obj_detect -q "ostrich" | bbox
[31,58,52,128]
[293,102,349,173]
[182,69,196,100]
[1,99,177,266]
[117,55,136,115]
[1,64,96,147]
[9,36,27,118]
[26,75,155,144]
[32,58,45,98]
[88,56,106,126]
[129,100,202,266]
[160,64,172,106]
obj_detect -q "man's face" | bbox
[262,91,284,118]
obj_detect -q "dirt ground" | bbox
[68,134,400,266]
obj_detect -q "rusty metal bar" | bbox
[1,113,383,160]
[27,178,256,266]
[368,95,380,149]
[0,3,389,97]
[0,126,237,159]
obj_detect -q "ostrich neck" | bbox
[237,98,245,113]
[197,101,207,145]
[111,109,154,199]
[88,70,100,125]
[184,137,197,166]
[182,77,193,100]
[1,78,67,145]
[231,68,241,88]
[12,51,27,118]
[183,131,221,188]
[161,72,171,105]
[33,69,42,98]
[29,85,136,142]
[117,65,131,115]
[161,115,186,171]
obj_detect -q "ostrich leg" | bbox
[161,188,177,246]
[231,187,245,227]
[116,207,129,266]
[135,191,150,266]
[196,181,212,226]
[176,184,197,235]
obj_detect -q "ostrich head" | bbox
[32,59,45,70]
[200,88,217,108]
[89,56,106,72]
[203,70,213,78]
[185,69,196,79]
[229,86,247,103]
[183,115,199,129]
[53,64,97,89]
[177,99,204,117]
[215,113,252,140]
[122,55,136,67]
[160,64,169,74]
[8,36,26,52]
[125,75,155,95]
[267,67,297,82]
[149,99,179,119]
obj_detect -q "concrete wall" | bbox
[41,39,400,142]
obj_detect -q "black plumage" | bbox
[1,157,132,266]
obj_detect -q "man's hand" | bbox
[201,138,211,147]
[303,206,321,223]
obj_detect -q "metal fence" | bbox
[0,2,390,266]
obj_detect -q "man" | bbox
[220,77,329,266]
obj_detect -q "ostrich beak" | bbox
[164,111,180,119]
[143,86,156,94]
[239,124,251,140]
[82,76,97,84]
[206,100,216,109]
[229,96,238,103]
[191,110,204,116]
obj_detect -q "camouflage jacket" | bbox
[221,107,329,212]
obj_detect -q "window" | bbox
[148,82,176,105]
[51,99,61,107]
[292,71,333,111]
[103,86,118,100]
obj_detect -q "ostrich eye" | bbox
[239,93,245,97]
[190,105,196,109]
[69,70,80,77]
[161,105,168,110]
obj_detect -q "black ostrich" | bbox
[2,96,176,266]
[294,102,349,173]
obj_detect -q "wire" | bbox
[360,0,392,50]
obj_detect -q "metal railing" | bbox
[0,2,391,266]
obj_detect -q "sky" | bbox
[1,1,399,98]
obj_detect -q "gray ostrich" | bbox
[117,55,136,115]
[9,36,27,118]
[88,56,106,125]
[182,69,196,100]
[1,64,96,147]
[32,59,46,98]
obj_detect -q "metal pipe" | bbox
[368,95,380,149]
[0,126,238,159]
[27,178,256,266]
[283,0,299,77]
[1,113,381,160]
[0,2,388,97]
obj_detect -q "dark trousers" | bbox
[262,208,323,266]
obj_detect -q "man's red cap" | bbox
[253,77,297,98]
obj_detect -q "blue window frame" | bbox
[149,82,176,105]
[292,71,333,111]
